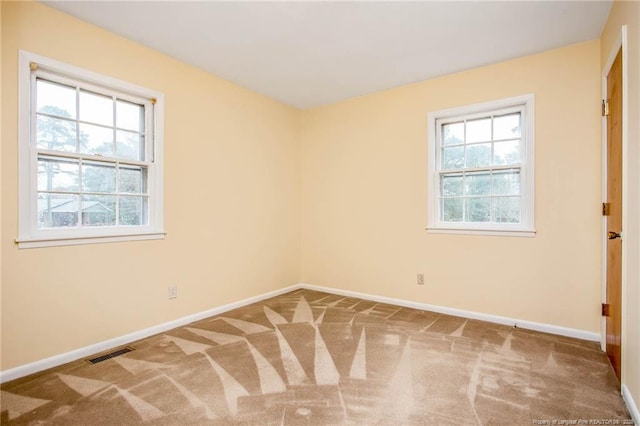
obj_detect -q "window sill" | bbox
[426,227,536,238]
[16,231,166,249]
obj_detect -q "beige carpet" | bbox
[0,289,631,425]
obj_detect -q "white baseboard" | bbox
[0,284,301,384]
[299,283,601,342]
[623,385,640,425]
[0,281,602,384]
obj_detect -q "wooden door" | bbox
[605,49,623,381]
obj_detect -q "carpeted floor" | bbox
[0,289,632,425]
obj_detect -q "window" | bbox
[427,94,535,237]
[17,51,165,248]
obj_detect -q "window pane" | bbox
[79,90,113,126]
[442,122,464,146]
[493,196,520,223]
[119,196,146,226]
[38,193,78,229]
[79,123,114,156]
[442,198,463,222]
[466,118,491,143]
[442,146,464,169]
[82,162,116,193]
[465,143,491,168]
[493,140,520,165]
[441,174,463,196]
[116,100,144,132]
[81,195,116,226]
[119,166,146,194]
[37,79,76,118]
[465,197,490,222]
[493,113,521,140]
[116,130,144,161]
[464,172,490,196]
[493,169,520,196]
[38,157,79,192]
[37,115,77,152]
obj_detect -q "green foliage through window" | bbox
[439,112,523,224]
[35,78,148,229]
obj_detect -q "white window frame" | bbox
[427,94,535,237]
[17,50,165,248]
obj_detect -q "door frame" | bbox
[601,25,628,382]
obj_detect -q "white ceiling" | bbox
[42,1,612,109]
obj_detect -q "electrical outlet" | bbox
[417,273,425,285]
[168,285,178,299]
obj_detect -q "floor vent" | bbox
[86,346,134,364]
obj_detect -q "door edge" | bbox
[600,25,628,383]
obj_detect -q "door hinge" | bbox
[602,303,610,317]
[602,202,611,216]
[602,99,610,117]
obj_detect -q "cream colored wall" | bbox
[301,40,602,332]
[601,0,640,413]
[1,2,301,370]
